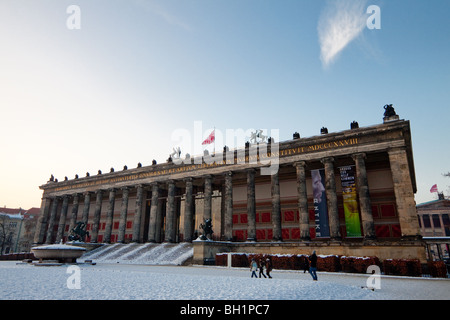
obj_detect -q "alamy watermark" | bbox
[366,5,381,30]
[171,121,280,175]
[366,265,381,290]
[66,265,81,289]
[66,5,81,30]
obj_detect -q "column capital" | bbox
[223,171,233,177]
[320,157,334,164]
[246,167,256,174]
[352,152,367,161]
[293,160,307,168]
[83,191,94,196]
[388,146,407,154]
[150,182,160,190]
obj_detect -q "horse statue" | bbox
[199,218,214,240]
[170,147,181,159]
[383,104,396,117]
[249,130,268,144]
[68,222,90,242]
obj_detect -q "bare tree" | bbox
[0,215,15,255]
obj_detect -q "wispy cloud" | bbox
[318,0,367,68]
[132,0,192,32]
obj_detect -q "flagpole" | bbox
[213,126,216,155]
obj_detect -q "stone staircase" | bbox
[78,242,193,266]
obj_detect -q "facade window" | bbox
[432,214,441,228]
[422,214,431,228]
[442,214,450,227]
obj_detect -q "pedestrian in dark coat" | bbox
[266,258,273,278]
[258,258,267,278]
[308,251,318,281]
[302,256,309,273]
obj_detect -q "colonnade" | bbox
[34,147,421,245]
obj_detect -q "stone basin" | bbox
[31,243,86,263]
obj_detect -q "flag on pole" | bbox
[430,184,438,193]
[202,129,215,145]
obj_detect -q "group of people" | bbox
[250,257,273,279]
[250,251,318,281]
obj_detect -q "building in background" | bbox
[0,207,39,254]
[417,195,450,262]
[417,195,450,237]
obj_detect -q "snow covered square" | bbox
[1,261,449,300]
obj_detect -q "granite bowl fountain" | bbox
[31,241,86,264]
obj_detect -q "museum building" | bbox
[33,108,427,263]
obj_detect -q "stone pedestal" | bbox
[383,115,399,123]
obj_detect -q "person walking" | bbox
[258,258,267,278]
[266,258,273,279]
[308,251,318,281]
[250,259,258,278]
[302,255,309,273]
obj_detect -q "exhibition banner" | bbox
[311,169,330,237]
[339,166,362,237]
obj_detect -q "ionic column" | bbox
[321,157,341,240]
[103,188,116,243]
[117,187,130,243]
[147,183,159,242]
[132,185,145,242]
[352,153,376,240]
[271,171,282,241]
[224,171,234,241]
[165,181,176,243]
[247,169,256,241]
[388,147,421,239]
[90,190,103,243]
[81,192,93,226]
[55,195,70,243]
[294,161,310,240]
[183,178,194,242]
[33,197,52,244]
[203,175,212,222]
[68,193,80,235]
[45,197,60,244]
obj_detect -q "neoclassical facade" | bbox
[33,114,427,262]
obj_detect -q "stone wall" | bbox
[193,240,428,264]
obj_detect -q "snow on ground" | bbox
[0,261,449,300]
[81,242,193,265]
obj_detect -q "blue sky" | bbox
[1,0,449,209]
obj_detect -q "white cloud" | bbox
[318,0,368,68]
[132,0,192,31]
